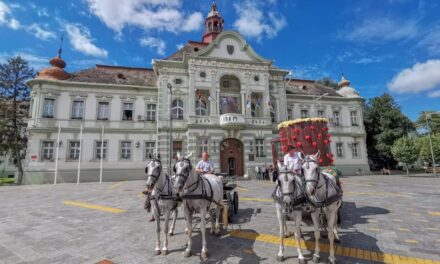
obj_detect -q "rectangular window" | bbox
[352,143,359,158]
[287,109,292,120]
[146,104,156,121]
[350,111,358,126]
[317,110,325,118]
[301,109,309,119]
[68,141,81,160]
[41,141,55,161]
[95,141,108,160]
[255,139,265,157]
[144,141,155,160]
[42,98,54,118]
[173,141,183,159]
[198,138,209,157]
[122,102,133,120]
[336,143,343,158]
[97,102,109,120]
[71,100,84,119]
[333,111,340,126]
[120,141,132,160]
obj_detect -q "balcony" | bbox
[219,113,246,129]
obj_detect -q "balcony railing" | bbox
[219,113,246,129]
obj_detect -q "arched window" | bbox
[172,99,183,120]
[195,99,207,116]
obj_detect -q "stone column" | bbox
[241,91,246,115]
[188,67,196,116]
[211,69,218,115]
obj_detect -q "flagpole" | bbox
[54,124,61,185]
[99,125,104,184]
[77,124,83,184]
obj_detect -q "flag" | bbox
[197,94,206,108]
[246,94,251,108]
[208,95,217,102]
[256,97,261,108]
[267,97,273,110]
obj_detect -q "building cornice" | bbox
[27,79,157,91]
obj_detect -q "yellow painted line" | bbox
[405,239,418,244]
[428,211,440,216]
[236,186,249,192]
[368,227,381,232]
[228,230,440,264]
[63,201,126,214]
[367,219,378,223]
[392,219,403,222]
[426,227,438,231]
[110,181,126,189]
[418,219,429,223]
[345,191,411,198]
[399,228,410,232]
[241,197,273,203]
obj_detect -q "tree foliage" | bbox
[364,93,414,169]
[417,133,440,166]
[0,56,35,184]
[391,137,420,175]
[415,111,440,135]
[316,77,339,90]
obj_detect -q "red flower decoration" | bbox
[278,132,283,137]
[318,158,323,164]
[294,128,300,134]
[312,142,318,147]
[328,139,332,143]
[305,135,311,141]
[326,153,331,158]
[323,139,329,144]
[322,127,326,132]
[310,125,315,130]
[281,146,288,153]
[326,134,331,138]
[317,133,322,139]
[296,142,302,148]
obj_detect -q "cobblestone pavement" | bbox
[0,175,439,264]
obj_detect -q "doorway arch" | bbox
[220,138,244,176]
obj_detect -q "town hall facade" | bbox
[23,3,369,183]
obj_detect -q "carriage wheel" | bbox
[228,199,234,223]
[337,210,341,225]
[233,192,239,214]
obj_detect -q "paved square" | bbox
[0,175,440,264]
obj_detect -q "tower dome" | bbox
[202,1,224,43]
[37,45,70,81]
[337,74,361,98]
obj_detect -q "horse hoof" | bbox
[299,259,305,264]
[184,250,191,258]
[201,251,208,260]
[162,250,168,256]
[154,249,161,255]
[334,237,341,243]
[312,255,320,263]
[169,232,174,237]
[329,258,337,264]
[276,256,284,262]
[210,229,215,235]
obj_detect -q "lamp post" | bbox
[167,83,173,176]
[424,111,438,177]
[313,93,329,117]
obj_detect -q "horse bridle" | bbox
[146,158,162,184]
[277,167,296,198]
[303,157,322,191]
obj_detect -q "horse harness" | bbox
[302,157,341,208]
[272,169,306,213]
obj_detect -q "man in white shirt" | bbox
[283,145,302,176]
[195,151,215,174]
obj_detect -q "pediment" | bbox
[194,31,271,64]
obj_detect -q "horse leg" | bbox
[310,211,321,263]
[327,206,337,264]
[284,222,293,238]
[169,207,177,236]
[154,207,161,255]
[276,206,285,262]
[214,205,221,235]
[183,208,192,258]
[294,210,305,264]
[200,206,209,260]
[209,210,215,235]
[162,209,171,255]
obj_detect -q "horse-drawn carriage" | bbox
[216,173,239,224]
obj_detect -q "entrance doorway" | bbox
[220,138,244,176]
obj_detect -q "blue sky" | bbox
[1,0,440,120]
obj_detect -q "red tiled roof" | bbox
[164,41,209,61]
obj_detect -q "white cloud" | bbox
[342,17,418,42]
[336,50,387,65]
[85,0,202,34]
[233,0,286,41]
[37,8,49,17]
[418,26,440,55]
[290,64,330,80]
[176,43,184,49]
[27,23,56,40]
[8,18,20,29]
[388,60,440,94]
[66,24,108,57]
[0,51,48,70]
[140,37,166,55]
[0,1,10,25]
[428,90,440,98]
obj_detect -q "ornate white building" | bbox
[23,3,369,183]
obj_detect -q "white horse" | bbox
[173,152,223,260]
[145,153,179,256]
[302,151,342,264]
[273,161,307,263]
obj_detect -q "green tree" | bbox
[391,137,420,175]
[316,77,339,89]
[417,133,440,167]
[364,93,414,169]
[0,56,34,184]
[415,111,440,134]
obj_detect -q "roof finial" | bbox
[57,33,64,58]
[338,73,351,88]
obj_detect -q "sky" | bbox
[0,0,439,120]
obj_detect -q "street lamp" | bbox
[313,93,329,117]
[423,111,439,177]
[167,83,173,175]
